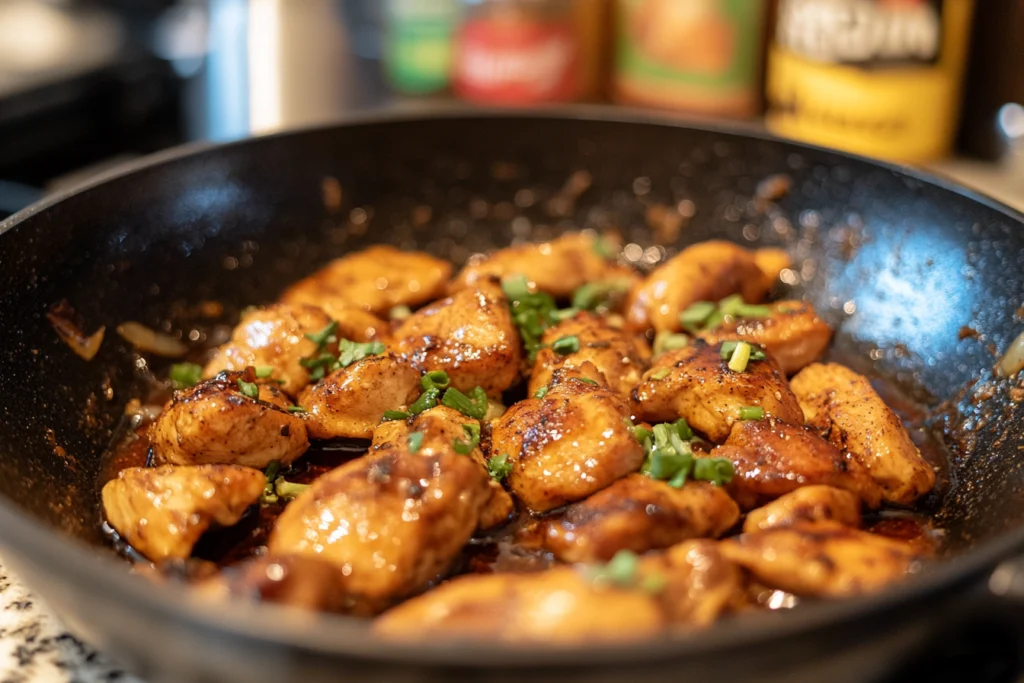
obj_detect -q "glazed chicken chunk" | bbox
[632,340,803,442]
[743,485,862,533]
[391,278,522,397]
[451,232,636,298]
[529,311,651,400]
[269,448,491,614]
[790,363,936,505]
[491,370,645,512]
[374,566,666,643]
[697,300,833,375]
[151,371,309,468]
[279,245,452,315]
[707,418,883,510]
[102,465,264,562]
[203,303,337,396]
[370,405,515,530]
[625,241,773,333]
[721,521,923,598]
[543,475,739,563]
[299,353,421,440]
[640,539,746,627]
[194,554,351,613]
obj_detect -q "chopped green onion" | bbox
[500,274,532,300]
[552,335,580,355]
[679,301,717,330]
[587,550,639,588]
[453,423,481,455]
[409,387,440,415]
[727,341,752,372]
[739,405,764,421]
[441,386,488,420]
[382,409,410,421]
[592,236,617,260]
[719,341,767,361]
[533,385,550,399]
[337,339,385,368]
[420,370,451,391]
[304,320,339,349]
[632,425,653,443]
[718,294,772,319]
[672,418,693,441]
[578,378,599,386]
[274,477,310,500]
[389,305,412,321]
[169,362,203,389]
[407,431,424,453]
[650,368,671,380]
[237,379,259,399]
[287,405,307,413]
[693,457,735,486]
[503,275,562,361]
[653,331,689,357]
[254,366,274,378]
[261,461,281,504]
[571,279,631,311]
[550,307,580,322]
[487,453,513,481]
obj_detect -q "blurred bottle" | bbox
[383,0,460,95]
[612,0,768,117]
[453,0,595,105]
[765,0,974,164]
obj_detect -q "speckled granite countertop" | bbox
[0,562,142,683]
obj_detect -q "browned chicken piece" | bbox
[451,232,637,299]
[625,240,770,333]
[194,554,352,613]
[268,448,491,614]
[491,373,645,512]
[279,245,452,315]
[639,539,746,627]
[720,521,923,598]
[543,475,739,563]
[391,278,522,397]
[529,311,651,401]
[369,405,515,530]
[743,485,862,533]
[632,341,803,442]
[298,353,421,440]
[790,363,936,505]
[314,301,390,343]
[151,372,309,468]
[373,566,665,643]
[102,465,264,562]
[697,301,833,375]
[203,303,336,396]
[707,418,883,510]
[752,247,791,290]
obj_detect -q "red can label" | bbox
[454,18,579,104]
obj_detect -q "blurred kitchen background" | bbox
[0,0,1022,220]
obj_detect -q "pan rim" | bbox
[0,106,1022,666]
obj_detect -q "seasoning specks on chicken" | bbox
[103,233,944,641]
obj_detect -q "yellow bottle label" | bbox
[766,0,973,163]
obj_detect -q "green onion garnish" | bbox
[719,340,767,362]
[441,386,488,420]
[533,385,550,399]
[236,379,259,399]
[718,294,772,319]
[571,279,631,311]
[409,388,440,415]
[727,341,752,372]
[407,431,424,453]
[420,370,451,391]
[692,457,735,486]
[592,235,617,260]
[653,331,689,357]
[453,423,481,455]
[304,320,339,348]
[389,305,412,321]
[500,274,532,301]
[169,362,203,389]
[679,301,717,330]
[487,453,513,481]
[578,378,599,386]
[586,550,639,588]
[650,367,671,380]
[382,409,411,421]
[632,425,653,443]
[739,405,764,420]
[274,477,310,500]
[287,405,306,413]
[551,335,580,355]
[337,339,385,368]
[254,366,274,378]
[502,275,565,361]
[261,461,281,504]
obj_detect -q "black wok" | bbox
[1,110,1023,683]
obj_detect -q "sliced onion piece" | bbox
[116,322,188,357]
[998,330,1024,378]
[47,301,105,361]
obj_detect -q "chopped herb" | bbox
[304,320,339,348]
[409,387,441,415]
[287,405,307,413]
[550,307,580,322]
[533,385,550,399]
[487,453,513,481]
[719,340,767,362]
[578,378,599,386]
[587,550,639,588]
[261,461,281,504]
[552,335,580,355]
[653,331,689,357]
[632,425,653,443]
[420,370,451,391]
[571,279,631,311]
[692,457,735,486]
[650,367,671,380]
[672,417,693,441]
[718,294,772,319]
[382,409,411,421]
[453,423,481,455]
[679,301,717,331]
[727,341,753,372]
[680,295,773,333]
[254,366,274,378]
[591,235,617,260]
[337,339,385,367]
[274,477,310,500]
[169,362,203,389]
[299,332,385,381]
[237,379,259,399]
[502,275,562,361]
[389,304,412,321]
[639,418,703,488]
[441,386,488,420]
[500,274,532,301]
[739,405,764,421]
[407,431,424,453]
